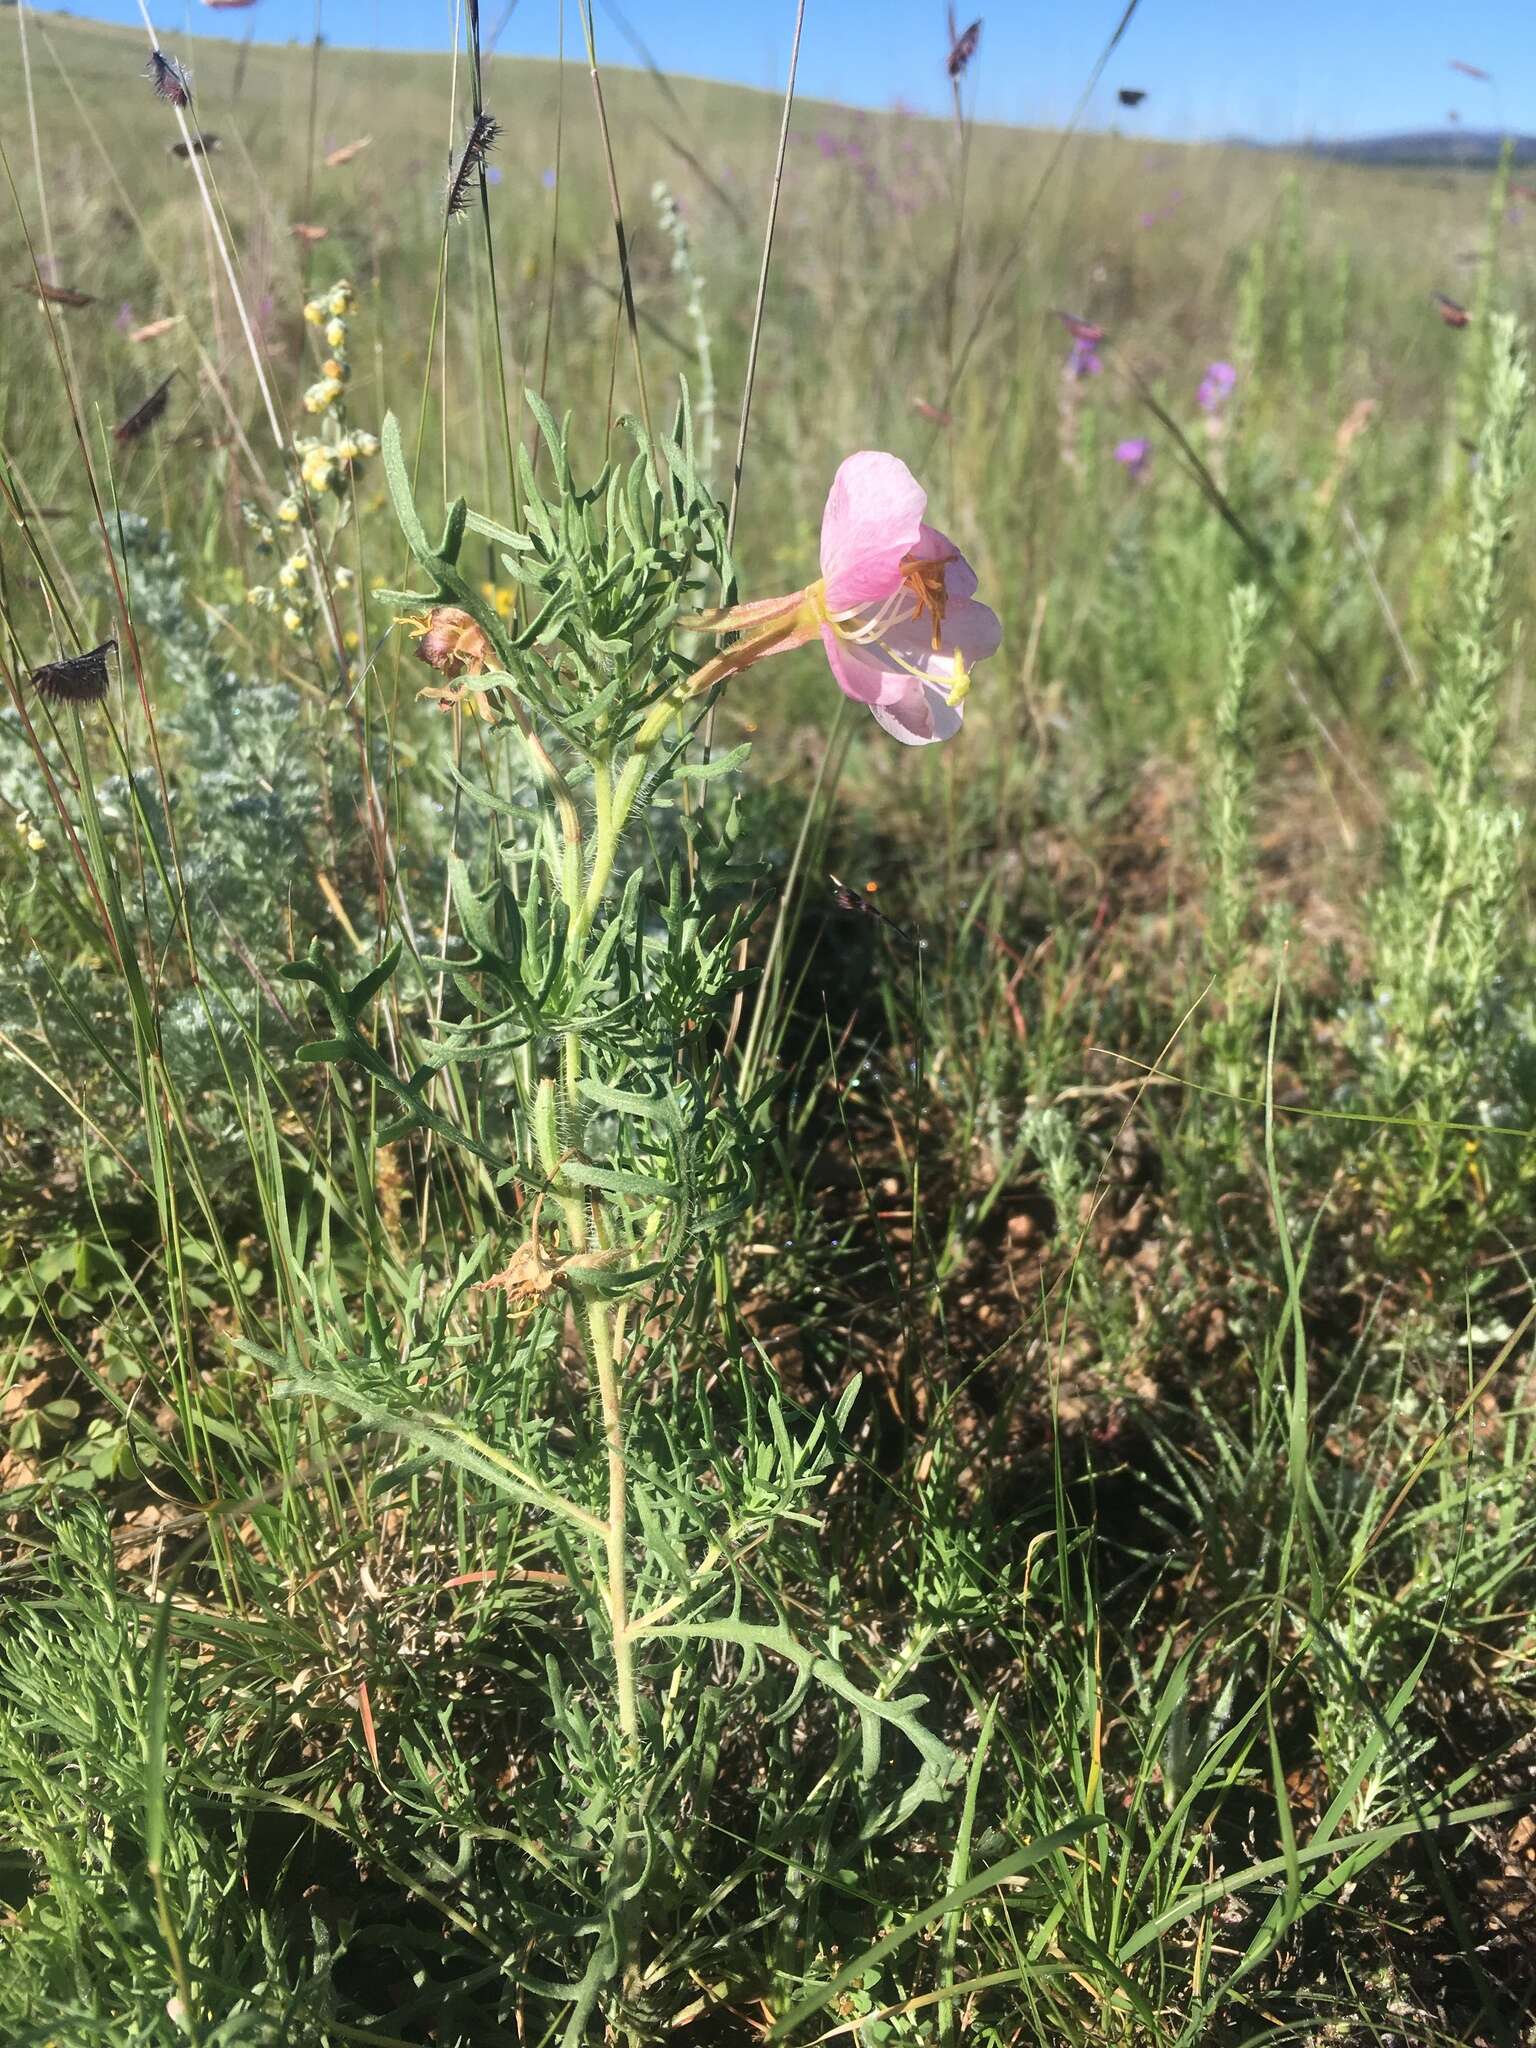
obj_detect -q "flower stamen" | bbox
[826,551,957,654]
[900,552,955,651]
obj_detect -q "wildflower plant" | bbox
[1366,311,1531,1220]
[652,181,718,481]
[1196,359,1237,415]
[1199,582,1268,1135]
[686,450,999,744]
[271,397,969,2027]
[244,278,378,637]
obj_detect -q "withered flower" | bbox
[409,605,502,719]
[478,1236,563,1315]
[478,1233,620,1316]
[411,605,493,679]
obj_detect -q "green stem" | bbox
[580,1273,638,1743]
[546,748,638,1754]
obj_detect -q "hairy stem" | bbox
[581,1282,638,1742]
[549,762,637,1750]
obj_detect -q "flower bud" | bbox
[532,1078,561,1182]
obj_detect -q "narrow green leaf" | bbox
[296,1037,353,1064]
[770,1819,1105,2039]
[381,410,434,565]
[346,941,404,1017]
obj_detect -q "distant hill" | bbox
[13,12,1536,185]
[1299,130,1536,169]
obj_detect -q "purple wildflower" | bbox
[115,301,137,332]
[1139,190,1186,231]
[1067,336,1104,379]
[815,130,842,159]
[1197,361,1237,413]
[1114,437,1150,476]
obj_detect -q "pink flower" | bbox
[685,453,1000,746]
[1197,360,1237,413]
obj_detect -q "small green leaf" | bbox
[466,509,532,551]
[672,742,751,782]
[279,955,336,990]
[346,940,404,1017]
[438,495,469,563]
[381,411,434,565]
[559,1161,674,1201]
[295,1037,352,1064]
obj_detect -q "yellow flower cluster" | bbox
[244,508,318,641]
[247,575,311,639]
[295,426,379,498]
[302,279,356,415]
[238,283,378,642]
[13,808,46,855]
[303,279,355,326]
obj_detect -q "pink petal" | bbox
[936,596,1001,665]
[876,598,1002,682]
[820,624,910,705]
[820,597,1000,709]
[913,523,979,601]
[819,452,927,612]
[869,680,965,747]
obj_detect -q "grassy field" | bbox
[3,11,1536,2045]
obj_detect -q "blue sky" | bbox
[31,0,1536,142]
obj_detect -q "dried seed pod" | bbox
[31,639,116,706]
[127,315,182,342]
[947,18,981,79]
[446,112,501,220]
[114,372,176,443]
[19,281,96,307]
[145,49,193,107]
